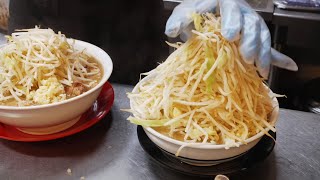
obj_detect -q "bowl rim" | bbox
[0,39,113,110]
[132,75,279,150]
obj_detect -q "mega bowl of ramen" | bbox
[0,28,113,135]
[129,74,279,165]
[126,14,280,165]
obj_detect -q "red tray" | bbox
[0,82,114,142]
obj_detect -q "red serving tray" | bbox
[0,82,114,142]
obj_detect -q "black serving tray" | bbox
[137,125,276,177]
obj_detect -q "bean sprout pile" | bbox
[0,27,101,106]
[127,14,277,148]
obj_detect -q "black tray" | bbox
[137,126,276,177]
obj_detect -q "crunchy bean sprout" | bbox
[0,27,101,106]
[127,14,276,148]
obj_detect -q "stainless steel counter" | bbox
[0,83,319,180]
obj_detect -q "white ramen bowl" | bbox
[131,76,279,166]
[0,40,113,135]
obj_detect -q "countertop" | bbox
[0,83,319,180]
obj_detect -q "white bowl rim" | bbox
[132,74,279,150]
[0,39,113,110]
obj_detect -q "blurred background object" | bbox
[271,5,320,113]
[0,0,9,31]
[293,77,320,114]
[274,0,320,11]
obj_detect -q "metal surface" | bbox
[0,83,319,180]
[163,0,274,21]
[273,7,320,25]
[163,0,320,25]
[274,0,320,12]
[270,7,320,92]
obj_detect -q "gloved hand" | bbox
[165,0,298,78]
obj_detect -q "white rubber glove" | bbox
[165,0,298,78]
